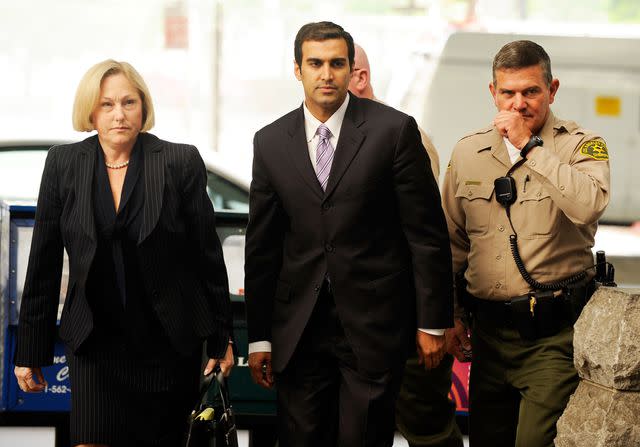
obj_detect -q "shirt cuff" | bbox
[248,341,272,354]
[419,328,445,336]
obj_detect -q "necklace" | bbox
[105,160,130,169]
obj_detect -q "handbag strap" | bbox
[214,368,232,412]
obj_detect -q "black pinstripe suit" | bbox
[14,132,232,444]
[14,134,232,444]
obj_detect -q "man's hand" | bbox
[493,111,531,150]
[14,366,47,393]
[248,351,274,389]
[204,342,235,377]
[446,318,472,362]
[416,331,446,370]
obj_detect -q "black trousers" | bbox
[275,284,405,447]
[396,353,463,447]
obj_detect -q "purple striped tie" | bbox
[315,124,334,191]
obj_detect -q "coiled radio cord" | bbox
[502,160,587,290]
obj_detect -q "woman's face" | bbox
[92,73,143,151]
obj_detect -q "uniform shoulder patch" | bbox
[580,140,609,160]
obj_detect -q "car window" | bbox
[206,170,249,212]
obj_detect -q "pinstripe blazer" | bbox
[14,133,232,367]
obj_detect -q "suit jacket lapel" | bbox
[324,94,365,199]
[76,136,97,241]
[138,133,165,244]
[287,105,324,199]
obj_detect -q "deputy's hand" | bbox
[493,111,531,150]
[14,366,47,393]
[249,351,274,389]
[204,342,234,377]
[416,330,446,370]
[446,318,472,362]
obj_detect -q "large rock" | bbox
[555,380,640,447]
[573,287,640,390]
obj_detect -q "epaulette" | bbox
[457,125,493,143]
[554,119,582,135]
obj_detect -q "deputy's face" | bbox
[295,38,352,122]
[490,64,559,134]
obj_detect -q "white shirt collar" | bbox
[303,94,350,143]
[503,137,522,164]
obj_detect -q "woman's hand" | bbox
[14,366,47,393]
[203,342,235,377]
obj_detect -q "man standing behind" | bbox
[443,40,610,446]
[348,44,441,180]
[348,43,464,447]
[245,21,453,447]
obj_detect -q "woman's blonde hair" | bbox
[72,59,155,132]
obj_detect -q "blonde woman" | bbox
[14,60,234,447]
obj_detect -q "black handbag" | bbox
[185,366,239,447]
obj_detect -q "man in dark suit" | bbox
[244,21,453,447]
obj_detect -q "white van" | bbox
[391,30,640,223]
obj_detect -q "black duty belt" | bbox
[471,295,521,326]
[469,280,596,340]
[471,290,563,322]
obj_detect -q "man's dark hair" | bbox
[492,40,553,87]
[294,21,355,69]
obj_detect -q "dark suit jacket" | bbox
[14,133,232,367]
[245,94,453,373]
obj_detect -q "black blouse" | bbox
[85,137,174,363]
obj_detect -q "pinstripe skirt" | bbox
[65,343,201,447]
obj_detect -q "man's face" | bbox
[489,64,559,134]
[295,38,352,121]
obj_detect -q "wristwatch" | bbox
[520,135,543,158]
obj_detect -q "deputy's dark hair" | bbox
[294,21,355,69]
[492,40,553,87]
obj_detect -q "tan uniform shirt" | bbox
[374,99,440,179]
[419,128,440,180]
[442,112,610,304]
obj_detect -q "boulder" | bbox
[556,287,640,446]
[573,287,640,390]
[555,380,640,447]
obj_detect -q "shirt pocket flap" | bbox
[519,184,551,203]
[455,183,495,201]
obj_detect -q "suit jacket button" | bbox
[322,203,331,210]
[314,285,320,292]
[325,244,334,252]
